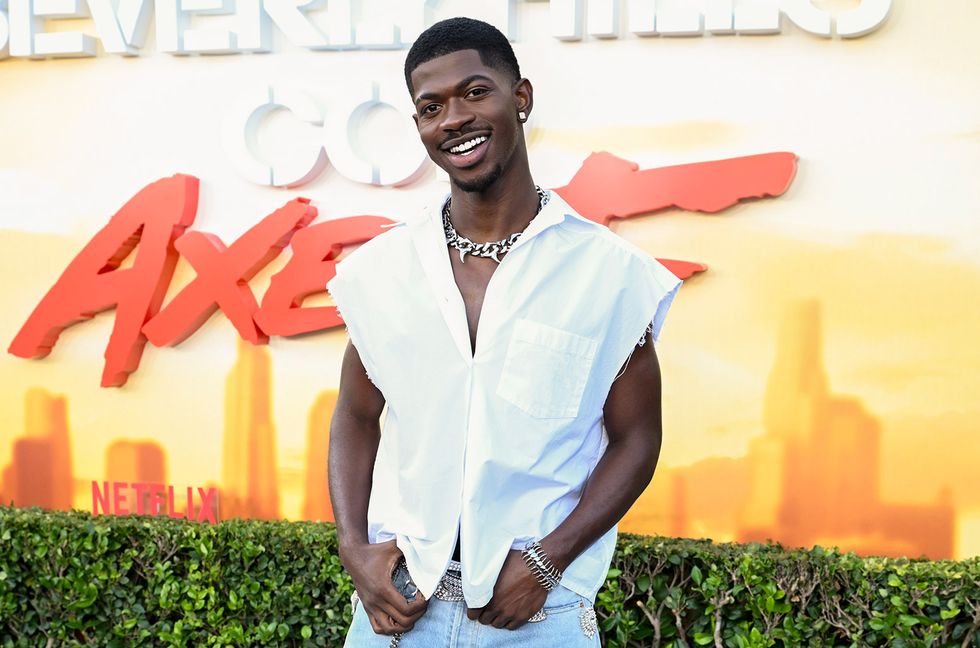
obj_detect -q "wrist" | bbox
[337,536,370,565]
[537,535,573,573]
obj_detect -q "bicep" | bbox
[335,340,386,424]
[602,331,663,446]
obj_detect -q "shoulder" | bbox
[550,195,670,274]
[337,192,448,274]
[546,193,682,299]
[335,220,412,275]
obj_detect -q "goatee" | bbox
[452,163,505,193]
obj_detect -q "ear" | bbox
[514,77,533,121]
[412,112,420,130]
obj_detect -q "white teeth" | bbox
[449,136,487,154]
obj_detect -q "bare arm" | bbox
[472,331,663,629]
[329,341,386,550]
[329,341,427,635]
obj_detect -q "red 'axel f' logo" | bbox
[7,151,797,387]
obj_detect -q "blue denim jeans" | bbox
[343,584,602,647]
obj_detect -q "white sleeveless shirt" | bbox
[327,191,681,607]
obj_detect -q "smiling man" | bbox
[328,17,681,647]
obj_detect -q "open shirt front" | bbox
[327,191,681,607]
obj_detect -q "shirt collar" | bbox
[415,188,579,254]
[406,189,592,364]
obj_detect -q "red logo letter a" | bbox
[7,175,199,387]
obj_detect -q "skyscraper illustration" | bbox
[106,440,167,484]
[0,388,73,510]
[623,300,955,559]
[105,440,167,514]
[740,300,840,536]
[737,300,954,558]
[303,389,337,522]
[222,338,280,520]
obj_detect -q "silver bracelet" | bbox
[522,540,563,591]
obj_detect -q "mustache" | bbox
[439,128,491,149]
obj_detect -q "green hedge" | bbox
[1,506,978,647]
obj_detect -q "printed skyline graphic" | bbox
[0,388,73,510]
[221,339,280,520]
[0,300,969,560]
[303,390,336,523]
[0,340,337,524]
[620,300,956,560]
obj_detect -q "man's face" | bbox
[410,49,530,193]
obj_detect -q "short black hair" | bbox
[404,17,521,96]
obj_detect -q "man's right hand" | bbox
[341,539,429,636]
[331,343,427,634]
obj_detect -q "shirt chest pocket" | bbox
[496,319,598,419]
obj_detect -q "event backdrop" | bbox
[1,0,978,560]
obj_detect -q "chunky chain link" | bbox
[442,186,550,263]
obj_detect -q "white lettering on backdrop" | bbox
[0,0,893,60]
[222,83,431,187]
[222,80,536,187]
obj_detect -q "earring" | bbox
[518,111,527,122]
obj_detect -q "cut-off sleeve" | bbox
[613,322,655,382]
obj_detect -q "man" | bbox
[328,17,681,647]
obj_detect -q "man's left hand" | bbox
[466,549,549,630]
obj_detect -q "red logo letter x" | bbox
[142,198,317,346]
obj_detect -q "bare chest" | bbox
[447,252,498,354]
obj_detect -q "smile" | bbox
[448,136,488,155]
[443,134,491,169]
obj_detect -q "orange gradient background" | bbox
[1,0,978,560]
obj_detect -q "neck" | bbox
[447,157,539,242]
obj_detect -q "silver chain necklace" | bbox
[442,186,550,263]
